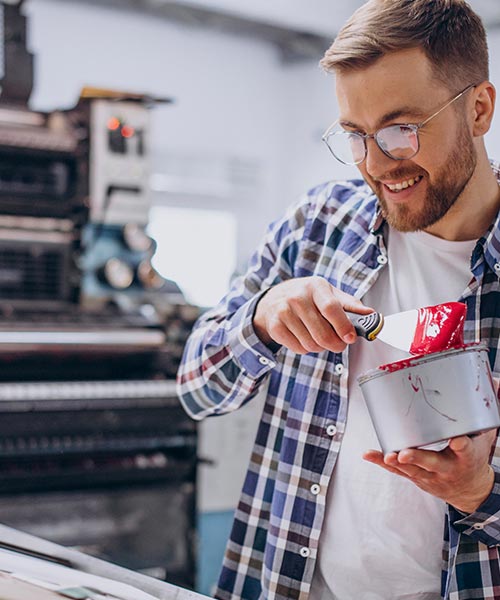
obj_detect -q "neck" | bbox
[425,153,500,241]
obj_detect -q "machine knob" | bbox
[98,257,134,289]
[137,260,164,290]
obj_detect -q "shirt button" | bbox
[258,356,270,366]
[326,424,337,437]
[310,484,321,496]
[299,547,310,558]
[494,263,500,275]
[334,363,344,375]
[377,254,388,265]
[473,523,485,530]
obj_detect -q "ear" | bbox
[471,81,496,137]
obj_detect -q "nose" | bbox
[363,137,399,180]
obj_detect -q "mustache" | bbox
[372,169,424,183]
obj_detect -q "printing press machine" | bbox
[0,1,200,590]
[0,524,210,599]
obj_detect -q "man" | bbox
[177,1,500,598]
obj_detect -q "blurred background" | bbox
[0,0,498,596]
[25,0,500,308]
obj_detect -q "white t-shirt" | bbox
[309,227,477,600]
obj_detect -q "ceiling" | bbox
[188,0,500,31]
[60,0,500,62]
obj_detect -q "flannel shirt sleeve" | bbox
[449,441,500,546]
[176,196,311,421]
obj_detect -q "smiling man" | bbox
[177,1,500,598]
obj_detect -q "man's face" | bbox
[335,48,477,233]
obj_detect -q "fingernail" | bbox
[343,333,356,344]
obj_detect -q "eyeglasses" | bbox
[322,84,476,166]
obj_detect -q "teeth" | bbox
[386,175,422,191]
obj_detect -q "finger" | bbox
[267,317,317,354]
[363,449,384,463]
[279,311,326,353]
[293,302,347,351]
[311,284,363,343]
[363,450,414,479]
[281,283,347,351]
[307,278,373,344]
[449,430,496,458]
[334,287,375,314]
[272,330,309,354]
[470,428,498,444]
[479,428,499,456]
[448,435,472,455]
[396,447,445,473]
[385,452,435,480]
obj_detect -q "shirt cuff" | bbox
[226,291,281,378]
[449,466,500,546]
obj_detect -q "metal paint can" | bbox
[357,344,500,453]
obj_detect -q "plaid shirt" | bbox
[177,161,500,600]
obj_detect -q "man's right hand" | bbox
[253,276,374,354]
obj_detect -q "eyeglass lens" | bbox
[328,125,420,165]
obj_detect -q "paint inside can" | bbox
[358,344,500,453]
[379,301,468,373]
[408,301,467,355]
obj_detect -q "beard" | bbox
[371,123,477,232]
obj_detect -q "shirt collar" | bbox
[369,203,385,235]
[366,160,500,269]
[474,160,500,273]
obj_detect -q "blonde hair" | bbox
[321,0,489,91]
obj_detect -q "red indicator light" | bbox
[107,116,121,131]
[121,125,135,138]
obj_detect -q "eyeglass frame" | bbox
[321,83,477,165]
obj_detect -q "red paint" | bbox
[379,302,468,372]
[380,356,422,373]
[408,374,420,392]
[409,302,467,355]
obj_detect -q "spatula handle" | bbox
[346,311,384,341]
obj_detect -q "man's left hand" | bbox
[363,429,497,513]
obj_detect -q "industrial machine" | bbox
[0,0,199,589]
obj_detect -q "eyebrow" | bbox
[339,106,429,131]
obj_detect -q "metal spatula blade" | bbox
[347,309,419,353]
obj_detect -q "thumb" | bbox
[448,435,471,454]
[334,288,374,314]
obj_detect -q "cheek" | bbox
[416,131,457,173]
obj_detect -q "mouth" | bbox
[376,174,425,204]
[384,175,423,193]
